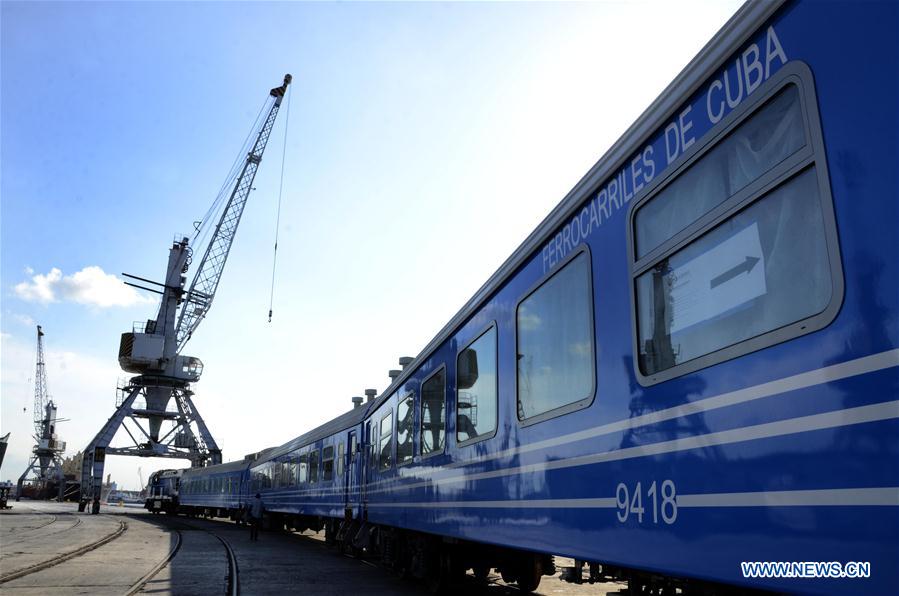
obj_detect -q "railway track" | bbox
[124,516,239,596]
[0,519,127,584]
[3,514,82,546]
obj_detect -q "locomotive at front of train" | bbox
[145,469,182,514]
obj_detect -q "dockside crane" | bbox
[17,326,66,501]
[79,74,292,514]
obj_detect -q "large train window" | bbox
[298,452,308,484]
[289,457,298,486]
[457,324,497,445]
[396,393,414,466]
[379,410,393,470]
[629,63,842,384]
[420,367,446,457]
[309,449,319,483]
[516,248,595,424]
[323,446,335,481]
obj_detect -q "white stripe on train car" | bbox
[366,487,899,509]
[362,399,899,495]
[444,348,899,470]
[257,349,899,500]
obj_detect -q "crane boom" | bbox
[33,325,49,437]
[175,74,292,351]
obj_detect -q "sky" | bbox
[1,0,743,490]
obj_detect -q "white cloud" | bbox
[13,266,156,308]
[9,312,36,326]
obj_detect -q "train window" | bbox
[337,442,345,477]
[367,421,376,472]
[631,66,842,383]
[298,452,308,484]
[286,460,296,486]
[516,250,595,423]
[420,367,446,457]
[323,446,335,481]
[457,325,497,445]
[309,449,319,483]
[396,393,414,465]
[273,464,281,488]
[635,85,805,258]
[379,410,393,470]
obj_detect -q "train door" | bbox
[362,420,373,512]
[345,430,358,512]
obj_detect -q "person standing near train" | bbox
[249,493,264,541]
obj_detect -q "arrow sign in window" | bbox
[667,223,767,334]
[710,255,761,289]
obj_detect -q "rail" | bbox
[124,515,239,596]
[0,519,127,583]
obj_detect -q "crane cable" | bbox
[268,83,292,323]
[193,99,269,246]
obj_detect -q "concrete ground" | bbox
[0,501,626,595]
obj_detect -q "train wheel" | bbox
[473,565,490,584]
[427,551,463,595]
[516,558,542,593]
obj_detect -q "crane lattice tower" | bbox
[17,325,66,501]
[78,75,292,514]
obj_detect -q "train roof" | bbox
[362,0,786,414]
[181,457,255,478]
[250,405,369,465]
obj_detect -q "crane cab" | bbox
[118,331,203,382]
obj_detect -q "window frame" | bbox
[456,321,499,447]
[309,448,319,484]
[396,392,415,467]
[627,62,844,386]
[298,451,308,484]
[418,364,447,459]
[378,409,394,471]
[322,445,335,482]
[514,245,597,427]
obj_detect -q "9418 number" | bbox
[615,480,677,524]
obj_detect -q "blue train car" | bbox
[180,459,253,521]
[335,1,898,594]
[248,406,367,535]
[157,1,897,593]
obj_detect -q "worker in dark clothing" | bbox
[249,493,263,541]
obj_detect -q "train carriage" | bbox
[162,1,897,593]
[247,405,367,534]
[345,0,898,593]
[180,459,252,520]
